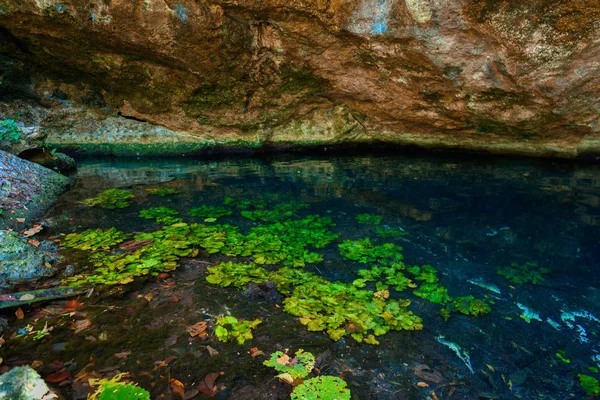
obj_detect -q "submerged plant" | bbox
[189,205,232,219]
[61,228,129,251]
[375,225,408,238]
[139,206,179,220]
[263,349,315,379]
[215,316,262,344]
[88,373,150,400]
[83,189,134,209]
[240,201,310,222]
[497,262,549,285]
[145,187,180,196]
[291,376,351,400]
[355,213,382,225]
[578,374,600,397]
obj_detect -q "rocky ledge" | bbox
[1,0,600,158]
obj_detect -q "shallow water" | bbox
[4,153,600,399]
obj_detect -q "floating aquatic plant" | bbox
[263,349,315,379]
[338,239,404,264]
[206,262,269,288]
[83,188,134,209]
[291,376,351,400]
[189,205,232,219]
[497,262,549,285]
[150,187,179,196]
[215,316,261,344]
[145,187,179,196]
[205,262,423,343]
[578,374,600,397]
[375,225,408,238]
[63,223,197,286]
[355,213,382,225]
[88,373,150,400]
[61,228,129,251]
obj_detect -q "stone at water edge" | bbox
[0,366,57,400]
[0,230,58,288]
[0,150,70,230]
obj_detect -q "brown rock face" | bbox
[0,0,599,157]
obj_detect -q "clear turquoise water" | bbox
[6,153,600,399]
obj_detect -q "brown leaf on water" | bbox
[154,355,178,369]
[249,347,264,358]
[183,388,200,400]
[44,370,71,383]
[416,381,429,387]
[187,322,208,338]
[170,378,185,397]
[165,334,179,347]
[119,239,153,251]
[197,372,222,397]
[114,350,131,359]
[27,239,40,247]
[71,319,92,333]
[16,218,25,222]
[30,360,43,369]
[205,346,219,357]
[413,364,443,384]
[276,354,290,365]
[15,307,24,319]
[170,296,181,303]
[23,224,43,237]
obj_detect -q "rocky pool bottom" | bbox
[1,154,600,399]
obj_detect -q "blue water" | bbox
[9,153,600,399]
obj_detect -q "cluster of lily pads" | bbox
[83,188,135,209]
[88,373,150,400]
[215,316,262,344]
[62,228,129,251]
[206,262,422,343]
[263,349,351,399]
[63,189,490,345]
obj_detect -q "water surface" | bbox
[6,153,600,399]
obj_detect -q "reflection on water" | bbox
[14,154,600,398]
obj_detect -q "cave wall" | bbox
[1,0,599,157]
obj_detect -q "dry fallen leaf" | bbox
[44,370,71,383]
[15,308,24,320]
[183,388,200,400]
[23,224,43,237]
[30,360,43,369]
[16,218,25,223]
[71,319,92,333]
[249,347,264,358]
[119,239,153,251]
[170,378,185,397]
[187,322,208,338]
[205,346,219,357]
[416,382,429,387]
[27,239,40,247]
[276,354,290,365]
[114,350,131,359]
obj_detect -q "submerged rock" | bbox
[0,366,57,400]
[0,230,58,287]
[244,281,281,302]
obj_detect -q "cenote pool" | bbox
[3,153,600,399]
